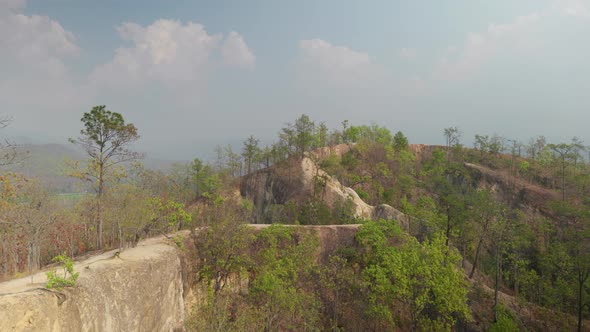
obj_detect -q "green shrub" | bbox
[172,234,185,249]
[488,306,519,332]
[46,253,79,290]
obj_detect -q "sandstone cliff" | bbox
[0,237,184,332]
[0,225,363,332]
[240,144,410,229]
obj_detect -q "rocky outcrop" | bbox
[240,145,409,230]
[0,237,184,332]
[408,144,445,160]
[0,225,365,332]
[308,143,354,160]
[239,159,305,223]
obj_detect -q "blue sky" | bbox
[1,0,590,159]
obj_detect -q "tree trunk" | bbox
[493,246,500,322]
[445,206,451,247]
[469,237,484,279]
[27,240,40,273]
[561,156,566,201]
[577,277,583,332]
[97,162,104,249]
[578,269,588,332]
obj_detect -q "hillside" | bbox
[1,117,589,331]
[236,141,588,330]
[5,144,84,193]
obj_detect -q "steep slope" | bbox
[464,162,560,215]
[240,144,410,229]
[0,236,184,332]
[2,225,582,331]
[0,225,358,332]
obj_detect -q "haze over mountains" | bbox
[5,143,180,192]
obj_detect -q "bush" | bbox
[488,306,519,332]
[45,253,79,290]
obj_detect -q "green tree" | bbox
[565,218,590,332]
[548,143,576,201]
[224,144,242,177]
[393,131,409,152]
[443,127,460,149]
[341,119,350,143]
[357,220,470,330]
[432,166,470,247]
[259,145,272,168]
[193,202,254,294]
[468,189,502,278]
[351,124,393,145]
[250,225,321,330]
[474,134,490,157]
[488,134,505,155]
[104,183,156,248]
[489,212,518,322]
[317,121,329,148]
[190,158,220,199]
[69,105,141,249]
[527,135,546,160]
[242,135,261,174]
[281,114,317,158]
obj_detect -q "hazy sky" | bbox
[1,0,590,159]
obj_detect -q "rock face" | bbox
[0,225,366,332]
[239,160,305,222]
[0,237,184,332]
[240,144,409,230]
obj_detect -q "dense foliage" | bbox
[188,211,470,331]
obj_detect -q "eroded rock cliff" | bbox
[0,237,184,332]
[0,225,363,332]
[240,144,409,229]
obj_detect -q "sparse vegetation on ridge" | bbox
[1,112,589,331]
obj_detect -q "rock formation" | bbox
[240,144,410,230]
[0,237,184,332]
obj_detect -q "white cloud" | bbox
[91,20,222,88]
[399,47,417,59]
[433,13,542,81]
[222,31,255,68]
[0,10,79,76]
[299,39,372,72]
[488,13,541,37]
[296,38,382,90]
[92,20,256,91]
[87,20,258,154]
[0,1,83,132]
[560,0,590,18]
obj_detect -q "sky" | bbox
[1,0,590,160]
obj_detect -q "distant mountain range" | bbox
[2,143,181,193]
